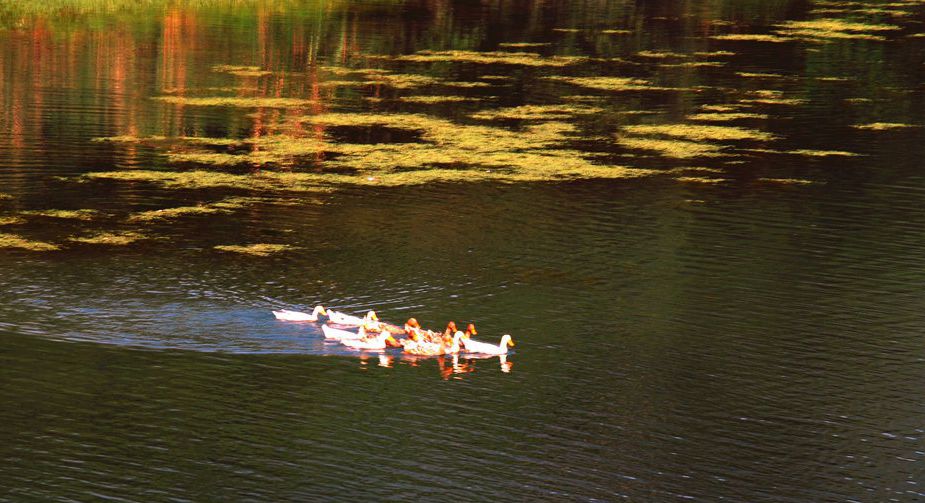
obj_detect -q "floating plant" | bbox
[621,124,776,142]
[0,233,60,251]
[68,232,148,245]
[214,244,295,256]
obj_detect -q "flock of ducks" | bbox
[273,305,515,356]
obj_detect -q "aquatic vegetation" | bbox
[698,104,746,112]
[398,95,486,104]
[369,73,441,89]
[479,75,514,81]
[153,96,316,108]
[739,97,806,106]
[687,112,769,121]
[212,65,274,78]
[616,137,726,158]
[443,81,494,88]
[0,233,60,251]
[621,124,776,142]
[392,50,585,67]
[128,205,227,222]
[665,167,725,175]
[852,122,919,130]
[469,104,603,121]
[775,19,900,41]
[659,61,726,68]
[601,29,632,35]
[94,135,242,146]
[676,176,729,184]
[787,149,859,157]
[757,177,815,185]
[215,244,295,256]
[544,76,681,92]
[745,148,858,157]
[552,28,581,33]
[20,209,98,220]
[736,72,786,78]
[739,90,806,106]
[0,216,25,226]
[318,66,389,76]
[69,231,147,245]
[0,193,12,201]
[167,152,249,165]
[498,42,550,48]
[710,34,793,43]
[84,170,331,192]
[694,51,736,57]
[127,197,265,222]
[636,51,689,59]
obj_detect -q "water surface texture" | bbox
[2,0,925,500]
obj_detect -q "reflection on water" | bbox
[3,0,925,501]
[364,352,510,379]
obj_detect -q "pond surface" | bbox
[2,0,925,500]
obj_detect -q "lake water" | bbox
[2,0,925,500]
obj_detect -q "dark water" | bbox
[3,0,925,500]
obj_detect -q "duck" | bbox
[272,305,327,322]
[327,309,378,327]
[321,324,367,341]
[341,331,398,351]
[402,331,463,356]
[463,334,514,355]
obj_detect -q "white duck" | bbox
[326,309,378,327]
[272,305,327,322]
[341,331,396,351]
[321,324,367,341]
[463,334,514,355]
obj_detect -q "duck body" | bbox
[321,324,366,340]
[272,305,326,322]
[464,334,514,355]
[401,339,446,356]
[341,332,392,351]
[326,309,377,327]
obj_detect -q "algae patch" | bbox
[687,112,769,121]
[621,124,776,142]
[616,137,726,158]
[852,122,918,130]
[214,244,294,256]
[470,104,603,121]
[392,50,585,67]
[710,34,793,43]
[545,76,682,92]
[0,216,26,226]
[775,19,900,41]
[0,233,60,251]
[69,231,147,245]
[154,96,316,108]
[20,209,98,220]
[398,95,486,104]
[498,42,551,48]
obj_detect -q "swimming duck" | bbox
[341,331,399,351]
[402,331,463,356]
[321,324,367,340]
[463,334,514,355]
[327,309,378,327]
[272,305,327,322]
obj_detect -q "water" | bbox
[3,0,925,500]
